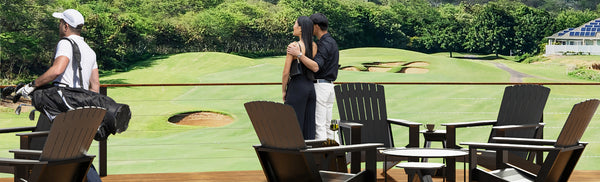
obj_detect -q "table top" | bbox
[382,148,467,158]
[396,162,445,169]
[420,130,446,134]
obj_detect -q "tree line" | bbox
[2,0,600,83]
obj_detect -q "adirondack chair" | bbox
[0,107,106,182]
[461,99,599,182]
[0,87,116,177]
[442,84,550,171]
[245,101,383,182]
[334,83,422,171]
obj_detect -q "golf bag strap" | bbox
[59,37,84,88]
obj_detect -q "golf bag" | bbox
[31,85,131,141]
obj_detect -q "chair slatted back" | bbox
[491,84,550,141]
[40,108,106,161]
[245,101,321,182]
[555,99,599,147]
[244,101,307,149]
[538,99,598,182]
[335,83,392,147]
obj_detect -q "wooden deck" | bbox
[0,169,598,181]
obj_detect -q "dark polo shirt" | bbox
[313,33,339,81]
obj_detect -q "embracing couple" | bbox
[282,13,339,140]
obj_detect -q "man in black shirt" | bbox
[288,13,339,140]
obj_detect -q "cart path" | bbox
[490,62,535,82]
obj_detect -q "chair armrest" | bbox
[253,143,383,153]
[0,126,36,134]
[492,137,557,146]
[460,142,560,151]
[443,120,496,149]
[0,158,46,166]
[305,139,328,147]
[388,118,421,127]
[441,120,497,128]
[9,149,42,156]
[16,131,49,137]
[253,145,301,153]
[338,120,363,145]
[304,143,383,153]
[339,120,363,129]
[492,123,545,130]
[492,123,545,137]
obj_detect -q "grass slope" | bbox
[1,48,599,176]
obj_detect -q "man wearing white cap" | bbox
[16,8,102,182]
[17,9,99,96]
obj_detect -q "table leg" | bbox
[464,155,467,182]
[384,155,387,182]
[447,157,456,182]
[443,164,446,182]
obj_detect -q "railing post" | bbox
[99,86,108,177]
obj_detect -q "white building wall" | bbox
[545,45,600,55]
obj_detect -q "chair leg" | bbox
[384,161,400,172]
[404,168,418,182]
[14,165,29,182]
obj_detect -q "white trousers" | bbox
[314,82,338,141]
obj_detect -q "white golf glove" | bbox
[15,83,35,99]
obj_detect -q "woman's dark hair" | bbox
[297,16,314,60]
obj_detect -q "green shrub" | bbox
[513,53,532,62]
[568,68,600,82]
[514,53,548,64]
[522,55,548,64]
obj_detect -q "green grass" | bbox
[1,48,600,176]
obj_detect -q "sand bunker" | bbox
[367,67,392,72]
[399,67,429,74]
[363,62,405,67]
[341,61,430,74]
[168,111,233,127]
[341,66,361,71]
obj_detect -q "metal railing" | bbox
[2,82,600,175]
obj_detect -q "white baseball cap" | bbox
[52,9,84,28]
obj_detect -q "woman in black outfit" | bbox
[282,16,317,139]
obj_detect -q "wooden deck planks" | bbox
[0,169,598,182]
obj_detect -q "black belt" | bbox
[314,79,333,83]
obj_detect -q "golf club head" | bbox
[29,110,36,120]
[15,104,23,115]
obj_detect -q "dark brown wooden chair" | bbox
[334,83,422,171]
[245,101,383,182]
[442,84,550,171]
[461,99,599,182]
[0,107,106,182]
